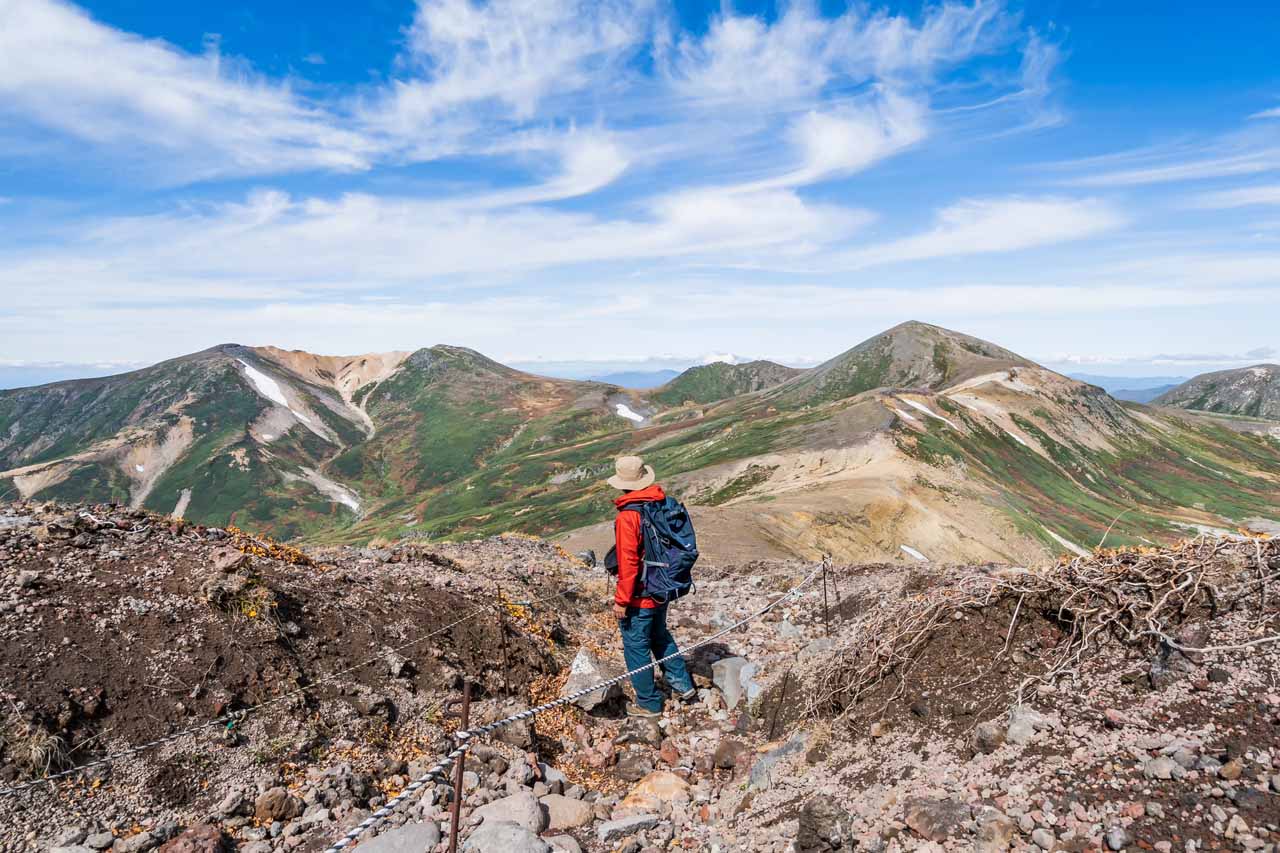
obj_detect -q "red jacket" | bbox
[613,484,665,609]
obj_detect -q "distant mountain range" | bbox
[3,323,1277,563]
[585,369,680,389]
[1067,373,1190,403]
[1155,364,1280,420]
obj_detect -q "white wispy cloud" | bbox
[667,0,1011,104]
[1050,114,1280,188]
[831,196,1124,269]
[370,0,654,134]
[1068,151,1280,187]
[0,184,868,300]
[1046,348,1279,368]
[0,0,376,180]
[1193,183,1280,209]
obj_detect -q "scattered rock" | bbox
[796,795,853,853]
[903,797,971,843]
[562,648,624,711]
[713,738,750,769]
[1143,757,1182,781]
[254,787,303,823]
[1031,827,1056,850]
[972,720,1006,754]
[211,547,250,573]
[750,731,809,790]
[355,823,442,853]
[616,770,690,816]
[462,820,551,853]
[614,749,656,783]
[615,716,663,749]
[156,826,228,853]
[597,814,660,845]
[974,806,1015,853]
[711,657,761,709]
[546,836,583,853]
[1106,826,1132,851]
[473,791,548,833]
[113,832,156,853]
[540,794,593,831]
[1006,707,1053,746]
[1219,758,1243,780]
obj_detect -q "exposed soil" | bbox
[4,502,1280,853]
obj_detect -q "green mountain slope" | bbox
[648,360,802,406]
[768,321,1035,406]
[4,324,1278,560]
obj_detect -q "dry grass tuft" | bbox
[2,716,71,778]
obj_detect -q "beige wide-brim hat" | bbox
[607,455,656,491]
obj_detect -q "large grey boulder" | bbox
[473,791,549,833]
[562,648,624,711]
[540,794,594,830]
[355,822,442,853]
[462,821,551,853]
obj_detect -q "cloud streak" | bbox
[0,0,375,180]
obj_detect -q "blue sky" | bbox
[1,0,1278,381]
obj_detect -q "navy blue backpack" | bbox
[624,496,699,603]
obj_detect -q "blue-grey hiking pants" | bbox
[619,602,694,712]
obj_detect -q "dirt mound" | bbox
[0,501,590,847]
[731,538,1280,851]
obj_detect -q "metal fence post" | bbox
[447,681,472,853]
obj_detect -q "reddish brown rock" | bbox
[158,825,228,853]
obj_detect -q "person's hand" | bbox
[613,603,628,619]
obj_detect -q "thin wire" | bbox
[0,573,594,798]
[323,562,825,851]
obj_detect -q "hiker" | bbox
[608,455,697,717]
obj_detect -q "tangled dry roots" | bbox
[807,535,1280,719]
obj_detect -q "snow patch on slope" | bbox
[900,545,928,562]
[238,360,313,425]
[615,403,645,423]
[1041,525,1090,557]
[172,488,192,519]
[283,467,361,513]
[901,399,958,429]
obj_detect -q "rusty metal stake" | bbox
[495,583,512,696]
[821,559,830,637]
[827,554,841,620]
[768,667,793,740]
[447,681,472,853]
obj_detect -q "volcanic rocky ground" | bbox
[2,502,1279,853]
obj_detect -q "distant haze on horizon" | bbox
[0,0,1277,375]
[4,330,1275,392]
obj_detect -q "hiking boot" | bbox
[625,703,662,718]
[677,687,698,703]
